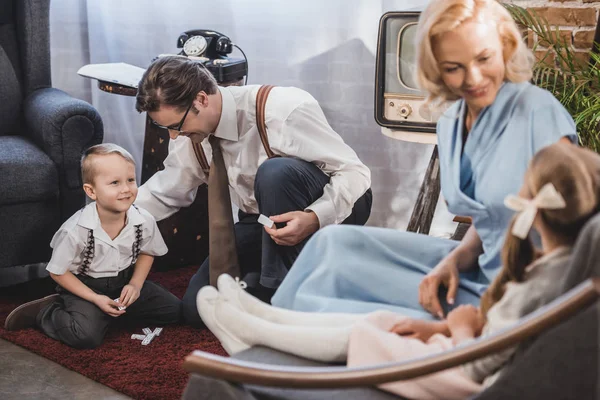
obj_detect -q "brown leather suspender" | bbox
[255,85,277,159]
[191,85,278,174]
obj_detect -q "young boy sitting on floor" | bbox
[4,144,181,349]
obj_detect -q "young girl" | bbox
[197,142,600,400]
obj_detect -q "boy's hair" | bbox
[135,55,218,114]
[81,143,136,184]
[480,143,600,316]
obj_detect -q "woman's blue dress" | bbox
[272,82,577,319]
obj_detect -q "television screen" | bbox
[385,20,420,94]
[375,11,440,133]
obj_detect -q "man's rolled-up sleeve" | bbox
[136,136,208,221]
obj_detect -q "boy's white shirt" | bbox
[46,202,167,278]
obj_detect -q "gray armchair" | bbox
[0,0,103,286]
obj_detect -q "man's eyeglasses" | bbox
[151,101,193,133]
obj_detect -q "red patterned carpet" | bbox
[0,265,226,400]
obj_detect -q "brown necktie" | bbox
[208,135,241,286]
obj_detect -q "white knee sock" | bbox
[218,275,363,327]
[215,298,352,363]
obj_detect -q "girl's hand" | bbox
[120,284,141,307]
[93,295,125,317]
[390,319,449,342]
[446,305,484,336]
[419,255,460,318]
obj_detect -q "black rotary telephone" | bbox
[177,29,233,59]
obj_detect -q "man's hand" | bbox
[419,255,461,318]
[93,295,126,317]
[120,283,141,308]
[390,318,449,342]
[264,211,320,246]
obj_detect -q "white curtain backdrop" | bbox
[48,0,455,235]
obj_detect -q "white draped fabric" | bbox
[49,0,454,235]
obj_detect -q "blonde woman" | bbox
[270,0,578,319]
[199,142,600,399]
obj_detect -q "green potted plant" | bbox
[505,4,600,152]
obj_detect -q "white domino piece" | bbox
[257,214,274,229]
[131,327,164,345]
[141,334,155,346]
[113,298,126,311]
[131,334,146,340]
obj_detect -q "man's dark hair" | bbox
[135,56,218,113]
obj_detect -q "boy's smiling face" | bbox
[83,154,138,214]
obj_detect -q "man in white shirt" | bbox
[135,56,372,327]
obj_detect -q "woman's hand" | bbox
[419,254,460,318]
[419,225,483,318]
[390,318,449,342]
[446,305,484,342]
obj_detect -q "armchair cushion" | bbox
[0,135,57,205]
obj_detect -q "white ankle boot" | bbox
[217,274,266,315]
[196,285,251,355]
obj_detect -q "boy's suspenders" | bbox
[78,230,96,276]
[77,206,144,277]
[191,85,278,175]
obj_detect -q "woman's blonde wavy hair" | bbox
[415,0,534,104]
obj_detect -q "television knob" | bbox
[397,104,412,118]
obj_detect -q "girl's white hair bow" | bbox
[504,183,567,239]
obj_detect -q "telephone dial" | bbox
[177,29,233,59]
[168,29,248,84]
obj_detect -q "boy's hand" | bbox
[93,295,126,317]
[120,283,141,307]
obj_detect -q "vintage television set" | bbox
[375,9,459,235]
[375,10,442,144]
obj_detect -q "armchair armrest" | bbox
[24,87,103,182]
[453,216,472,224]
[24,87,103,218]
[183,278,600,389]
